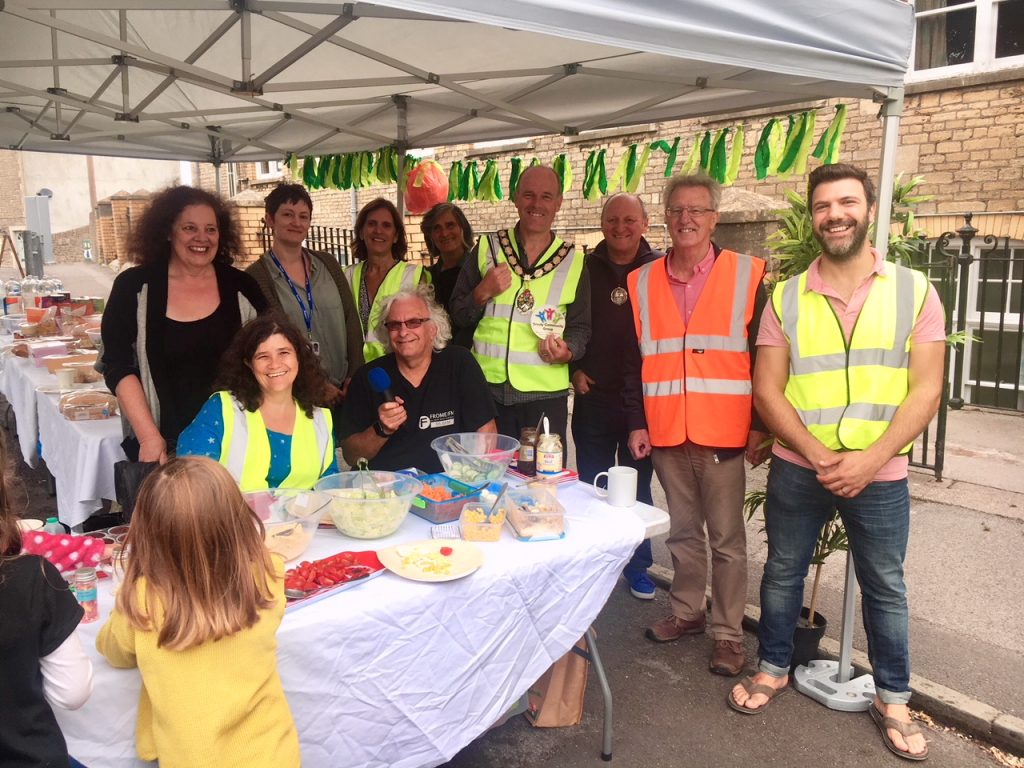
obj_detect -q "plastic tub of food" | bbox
[430,432,519,487]
[504,486,566,542]
[410,473,482,524]
[460,501,506,542]
[315,471,422,540]
[244,488,331,561]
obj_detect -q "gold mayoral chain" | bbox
[496,229,573,314]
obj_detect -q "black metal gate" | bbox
[258,224,357,266]
[909,214,1024,479]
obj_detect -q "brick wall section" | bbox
[0,150,26,231]
[190,75,1024,254]
[52,224,91,263]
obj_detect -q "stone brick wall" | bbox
[52,224,91,263]
[0,150,26,231]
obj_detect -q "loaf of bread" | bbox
[59,390,117,420]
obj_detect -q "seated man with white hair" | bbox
[339,284,497,473]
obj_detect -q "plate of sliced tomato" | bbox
[283,550,385,607]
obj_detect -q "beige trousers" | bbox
[652,443,747,641]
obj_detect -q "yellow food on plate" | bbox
[395,545,453,576]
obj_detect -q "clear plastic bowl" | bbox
[243,488,331,561]
[430,432,520,487]
[314,471,422,540]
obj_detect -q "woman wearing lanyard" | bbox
[247,184,363,404]
[343,198,429,363]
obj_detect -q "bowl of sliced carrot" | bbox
[410,473,484,524]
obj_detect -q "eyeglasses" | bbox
[383,317,431,332]
[665,206,716,219]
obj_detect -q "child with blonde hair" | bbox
[97,456,300,768]
[0,437,93,768]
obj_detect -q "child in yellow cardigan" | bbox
[96,457,300,768]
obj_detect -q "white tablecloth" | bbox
[0,351,46,466]
[58,484,658,768]
[0,352,124,527]
[36,388,126,528]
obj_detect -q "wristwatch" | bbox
[373,421,392,438]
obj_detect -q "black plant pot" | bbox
[790,606,827,672]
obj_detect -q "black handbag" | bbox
[113,460,159,522]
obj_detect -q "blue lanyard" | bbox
[268,249,315,336]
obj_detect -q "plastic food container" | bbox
[315,471,422,540]
[410,473,482,524]
[430,432,519,487]
[244,489,331,561]
[504,486,566,542]
[460,502,506,542]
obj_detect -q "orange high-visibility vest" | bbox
[628,249,765,448]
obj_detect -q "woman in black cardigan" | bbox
[101,186,268,462]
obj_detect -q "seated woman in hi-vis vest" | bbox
[178,314,337,491]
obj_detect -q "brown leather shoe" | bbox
[645,613,707,642]
[710,639,745,677]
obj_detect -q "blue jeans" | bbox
[571,394,654,577]
[757,456,912,704]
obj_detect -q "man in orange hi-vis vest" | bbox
[623,174,770,678]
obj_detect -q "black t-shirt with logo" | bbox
[340,346,497,472]
[0,555,84,768]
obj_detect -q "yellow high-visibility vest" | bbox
[344,261,427,362]
[216,391,333,491]
[772,263,929,453]
[472,230,584,392]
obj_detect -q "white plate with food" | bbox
[377,539,483,582]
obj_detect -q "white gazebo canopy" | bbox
[0,0,913,163]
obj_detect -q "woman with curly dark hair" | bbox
[342,197,429,363]
[100,185,268,463]
[177,314,337,490]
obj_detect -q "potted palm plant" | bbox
[746,174,932,662]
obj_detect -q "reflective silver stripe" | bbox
[848,347,909,368]
[225,397,248,482]
[643,379,683,397]
[474,341,507,359]
[684,334,747,352]
[791,352,848,375]
[312,408,331,473]
[796,402,899,426]
[483,301,510,319]
[684,377,752,395]
[635,261,655,346]
[640,337,685,356]
[893,264,917,347]
[729,253,754,338]
[779,275,801,357]
[794,406,848,426]
[509,349,544,365]
[399,264,418,289]
[544,241,575,302]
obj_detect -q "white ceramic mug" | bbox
[594,466,638,507]
[55,367,76,390]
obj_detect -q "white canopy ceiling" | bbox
[0,0,914,163]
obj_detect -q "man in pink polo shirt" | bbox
[729,163,944,762]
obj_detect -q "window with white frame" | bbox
[256,160,284,179]
[912,0,1024,78]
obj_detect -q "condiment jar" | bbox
[74,567,99,623]
[518,427,539,476]
[536,432,563,475]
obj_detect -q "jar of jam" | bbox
[74,567,99,623]
[536,432,564,475]
[518,427,538,476]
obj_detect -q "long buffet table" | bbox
[0,352,125,527]
[58,483,667,768]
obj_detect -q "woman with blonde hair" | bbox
[96,456,300,768]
